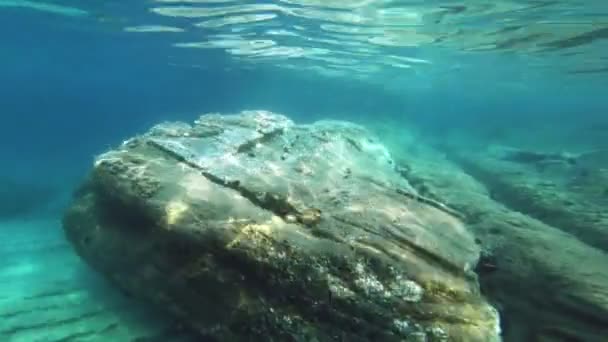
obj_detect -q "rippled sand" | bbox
[0,217,197,341]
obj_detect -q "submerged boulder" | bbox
[63,111,500,341]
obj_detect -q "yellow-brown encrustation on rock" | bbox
[63,111,501,341]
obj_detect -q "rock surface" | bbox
[63,111,500,341]
[369,123,608,341]
[459,145,608,252]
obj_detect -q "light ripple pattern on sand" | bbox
[0,218,197,342]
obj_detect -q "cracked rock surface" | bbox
[63,111,500,341]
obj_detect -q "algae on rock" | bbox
[63,111,501,341]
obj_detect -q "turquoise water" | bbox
[1,1,607,341]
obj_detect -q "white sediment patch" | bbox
[354,262,390,297]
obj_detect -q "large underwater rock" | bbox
[369,123,608,341]
[63,110,500,341]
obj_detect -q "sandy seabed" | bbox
[0,216,196,342]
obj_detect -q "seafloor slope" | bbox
[0,217,199,342]
[371,121,608,342]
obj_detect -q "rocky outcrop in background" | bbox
[371,123,608,342]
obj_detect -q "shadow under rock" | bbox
[69,252,204,342]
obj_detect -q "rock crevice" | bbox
[63,111,501,341]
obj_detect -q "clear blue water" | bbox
[1,1,607,341]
